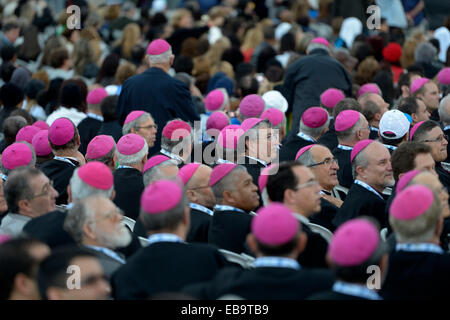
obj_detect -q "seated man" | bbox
[358,92,389,140]
[142,155,178,186]
[122,110,157,151]
[0,141,36,181]
[158,119,193,166]
[85,135,118,172]
[378,110,410,153]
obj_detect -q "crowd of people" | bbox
[0,0,449,301]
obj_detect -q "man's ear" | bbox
[374,112,382,121]
[83,222,96,241]
[222,190,234,205]
[18,199,30,214]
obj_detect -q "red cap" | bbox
[146,39,171,55]
[77,162,113,190]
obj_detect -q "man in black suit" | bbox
[438,95,450,162]
[111,180,229,299]
[184,203,335,300]
[85,135,118,172]
[142,155,179,186]
[158,119,193,167]
[333,140,394,229]
[266,162,330,268]
[358,92,390,140]
[122,110,158,152]
[116,39,199,156]
[412,77,440,122]
[113,134,148,220]
[310,218,387,300]
[178,163,216,243]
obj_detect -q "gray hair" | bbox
[86,144,117,166]
[0,141,36,176]
[212,165,247,203]
[63,198,97,244]
[122,112,152,136]
[438,95,450,125]
[117,139,148,166]
[307,42,330,54]
[414,42,437,63]
[240,120,272,152]
[147,49,173,65]
[160,119,193,155]
[336,116,364,142]
[299,116,330,139]
[295,148,315,166]
[69,168,114,201]
[143,159,178,186]
[4,167,42,214]
[351,149,369,179]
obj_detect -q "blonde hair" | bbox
[206,38,231,68]
[210,61,234,79]
[171,9,192,29]
[241,27,264,51]
[117,23,141,59]
[354,56,380,85]
[80,27,102,63]
[401,36,423,69]
[115,62,136,85]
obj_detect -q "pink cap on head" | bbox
[124,111,146,124]
[218,125,244,149]
[77,161,113,190]
[310,37,330,47]
[117,133,145,156]
[239,94,265,117]
[162,120,191,140]
[335,110,360,132]
[210,163,237,187]
[390,185,434,220]
[206,111,229,131]
[2,143,33,170]
[396,169,421,194]
[86,135,115,159]
[350,139,373,162]
[141,180,183,214]
[260,108,284,126]
[0,234,11,244]
[329,219,380,266]
[437,68,450,85]
[301,107,328,128]
[143,155,170,173]
[33,120,49,130]
[178,162,201,185]
[409,121,424,140]
[295,144,315,161]
[258,164,277,193]
[241,117,264,131]
[320,88,345,109]
[146,39,171,55]
[205,89,226,111]
[252,203,299,245]
[31,130,52,156]
[16,125,40,144]
[86,88,108,105]
[357,83,381,98]
[48,118,75,146]
[411,77,430,94]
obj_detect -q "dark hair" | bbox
[17,25,41,62]
[1,45,16,61]
[100,95,119,122]
[221,47,244,70]
[0,238,44,300]
[255,235,300,256]
[0,82,24,107]
[49,47,69,69]
[58,80,87,113]
[264,65,284,83]
[37,246,97,300]
[5,167,42,213]
[332,98,362,118]
[96,53,120,85]
[266,162,301,202]
[235,62,254,82]
[280,32,296,54]
[25,79,46,100]
[3,115,27,144]
[373,70,394,105]
[391,141,432,181]
[263,25,275,41]
[380,133,405,146]
[256,46,277,73]
[38,78,64,115]
[397,96,419,115]
[10,109,33,125]
[173,55,193,74]
[411,120,440,142]
[237,75,259,97]
[0,61,16,83]
[3,21,20,32]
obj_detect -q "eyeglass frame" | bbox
[293,180,319,190]
[30,180,55,199]
[307,157,338,168]
[421,134,448,143]
[137,124,158,131]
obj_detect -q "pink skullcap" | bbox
[162,120,191,140]
[437,68,450,85]
[357,83,381,98]
[16,125,40,144]
[260,108,284,126]
[31,130,52,156]
[350,139,373,162]
[2,143,33,170]
[205,89,227,111]
[252,202,299,245]
[301,107,328,128]
[335,110,360,132]
[143,155,170,173]
[409,121,424,141]
[124,110,146,125]
[310,37,330,47]
[178,162,201,185]
[141,180,183,214]
[33,120,49,130]
[77,161,113,190]
[146,39,171,55]
[239,94,265,117]
[218,125,244,149]
[258,164,277,193]
[117,133,145,156]
[48,118,75,146]
[210,163,237,187]
[329,219,380,266]
[396,169,421,194]
[241,117,264,131]
[295,144,315,161]
[206,111,229,131]
[390,185,434,220]
[320,88,345,109]
[86,135,115,159]
[411,77,430,94]
[0,234,11,244]
[86,88,108,105]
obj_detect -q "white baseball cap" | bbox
[262,90,288,113]
[379,110,411,139]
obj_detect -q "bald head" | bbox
[185,164,216,208]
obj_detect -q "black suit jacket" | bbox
[113,167,144,220]
[308,290,372,300]
[97,120,123,143]
[317,119,338,152]
[297,222,329,269]
[111,241,229,299]
[77,117,103,155]
[41,158,79,205]
[309,198,339,232]
[332,146,353,188]
[186,207,212,244]
[183,265,335,300]
[436,163,450,192]
[279,135,315,162]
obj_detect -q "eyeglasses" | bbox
[422,135,448,143]
[308,157,338,168]
[138,124,158,131]
[294,180,319,190]
[31,180,54,198]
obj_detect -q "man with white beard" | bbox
[64,195,131,278]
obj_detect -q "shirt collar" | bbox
[85,245,126,264]
[354,179,384,200]
[297,131,316,142]
[87,112,104,122]
[395,242,444,254]
[332,281,382,300]
[214,204,246,214]
[293,212,310,225]
[245,155,268,167]
[160,149,184,164]
[147,233,184,245]
[189,203,214,216]
[254,257,300,270]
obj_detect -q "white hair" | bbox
[438,95,450,125]
[143,159,178,186]
[117,139,149,165]
[147,49,173,65]
[69,169,114,201]
[122,112,152,135]
[307,42,330,54]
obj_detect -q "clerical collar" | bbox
[53,156,78,166]
[297,131,316,142]
[245,155,267,167]
[332,281,382,300]
[337,144,353,151]
[395,243,443,254]
[85,245,125,264]
[214,205,246,214]
[189,203,213,216]
[87,112,104,122]
[147,233,184,245]
[354,180,384,200]
[216,158,234,164]
[254,257,300,270]
[160,149,184,164]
